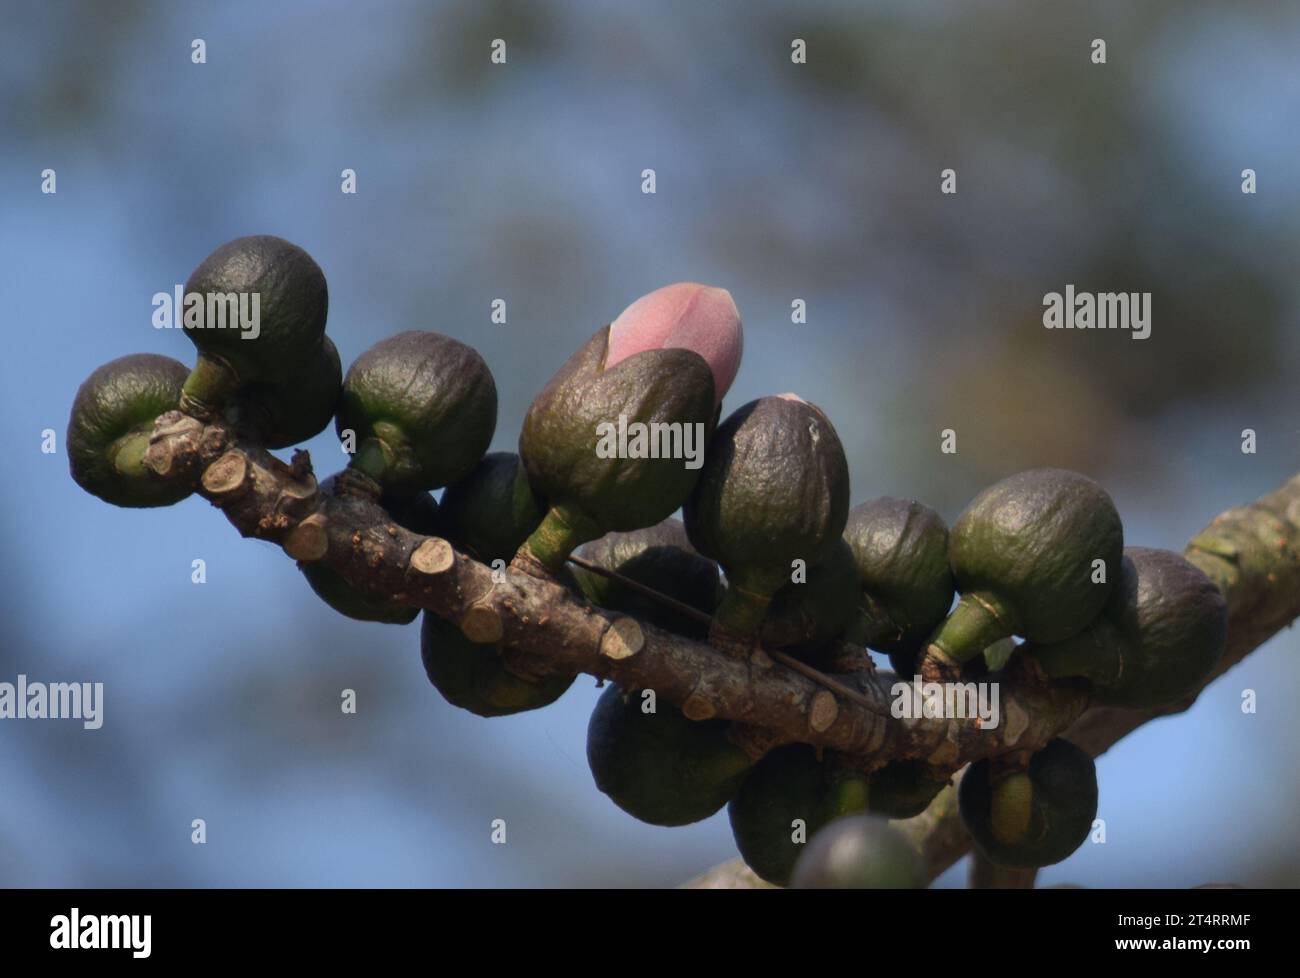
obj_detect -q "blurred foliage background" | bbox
[1,0,1297,886]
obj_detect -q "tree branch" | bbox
[144,409,1089,764]
[689,473,1300,885]
[969,852,1038,889]
[142,411,1300,885]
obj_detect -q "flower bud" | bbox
[606,283,743,404]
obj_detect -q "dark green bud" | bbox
[180,235,329,410]
[438,452,545,565]
[843,497,954,656]
[519,326,716,570]
[761,538,860,661]
[931,469,1123,666]
[68,353,193,508]
[587,683,753,827]
[420,612,573,717]
[686,395,850,637]
[866,761,949,819]
[727,744,870,886]
[572,519,721,640]
[790,814,925,889]
[336,331,498,494]
[959,738,1098,869]
[225,336,341,448]
[1027,547,1226,708]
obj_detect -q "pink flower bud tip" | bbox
[606,283,743,403]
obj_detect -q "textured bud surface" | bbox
[183,234,328,383]
[336,330,498,494]
[587,683,753,827]
[606,282,742,404]
[573,519,721,639]
[68,353,194,508]
[959,738,1098,869]
[728,744,870,886]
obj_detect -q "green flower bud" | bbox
[572,519,721,640]
[180,235,329,411]
[519,326,717,571]
[959,739,1098,869]
[438,452,545,565]
[928,469,1123,668]
[68,353,192,508]
[336,331,498,494]
[842,497,954,657]
[728,744,869,886]
[790,814,925,889]
[587,683,753,827]
[420,612,573,717]
[760,538,860,662]
[1027,547,1226,708]
[686,395,851,637]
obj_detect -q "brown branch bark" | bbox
[141,411,1300,886]
[143,410,1087,765]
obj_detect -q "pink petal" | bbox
[606,283,743,402]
